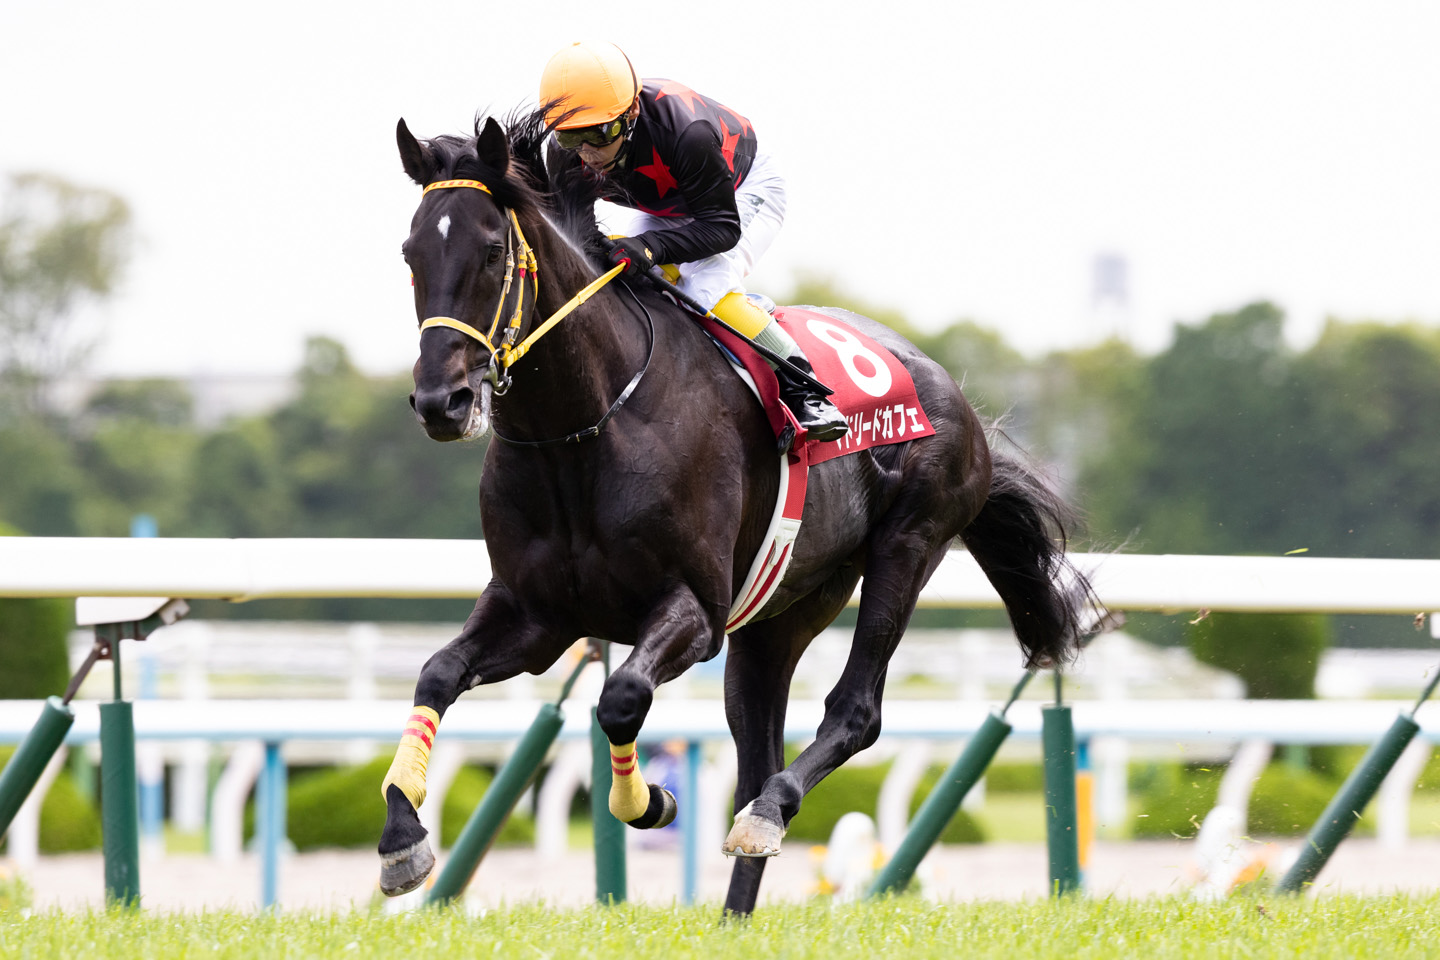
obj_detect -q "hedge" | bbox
[786,759,984,844]
[246,756,535,851]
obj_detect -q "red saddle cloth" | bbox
[700,306,937,461]
[705,306,939,631]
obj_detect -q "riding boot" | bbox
[773,354,850,444]
[712,292,850,445]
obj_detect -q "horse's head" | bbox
[398,117,532,442]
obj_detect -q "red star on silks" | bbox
[635,147,678,198]
[718,116,741,172]
[654,80,705,114]
[720,118,743,173]
[722,106,752,137]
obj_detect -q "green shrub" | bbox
[440,765,535,849]
[985,762,1044,793]
[786,762,890,842]
[1131,764,1222,838]
[784,760,984,844]
[1308,744,1364,782]
[0,525,72,699]
[39,771,102,852]
[251,757,534,851]
[1249,763,1342,836]
[1189,612,1330,699]
[0,748,101,855]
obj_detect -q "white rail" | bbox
[3,538,1440,614]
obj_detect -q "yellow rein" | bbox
[415,179,624,369]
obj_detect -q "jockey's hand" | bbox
[603,236,655,277]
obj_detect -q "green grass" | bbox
[5,896,1440,959]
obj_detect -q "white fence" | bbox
[3,538,1440,902]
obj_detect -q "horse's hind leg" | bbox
[378,583,568,896]
[721,563,861,916]
[722,525,954,865]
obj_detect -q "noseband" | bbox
[414,178,652,447]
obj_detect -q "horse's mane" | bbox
[506,106,612,262]
[424,107,611,263]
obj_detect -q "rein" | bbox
[415,178,648,447]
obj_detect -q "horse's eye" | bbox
[486,244,504,266]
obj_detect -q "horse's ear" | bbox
[476,117,509,172]
[397,118,436,185]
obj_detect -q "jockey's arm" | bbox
[632,121,742,266]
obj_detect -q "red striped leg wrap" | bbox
[608,740,649,822]
[381,705,440,809]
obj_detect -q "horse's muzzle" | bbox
[409,381,491,442]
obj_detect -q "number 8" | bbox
[806,320,893,398]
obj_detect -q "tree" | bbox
[1076,302,1300,554]
[0,173,132,414]
[1284,321,1440,558]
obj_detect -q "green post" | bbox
[99,699,141,907]
[1276,712,1420,894]
[1042,703,1081,895]
[869,711,1013,897]
[0,697,75,840]
[590,706,627,904]
[424,702,566,907]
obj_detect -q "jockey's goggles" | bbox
[554,116,628,150]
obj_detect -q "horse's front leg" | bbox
[598,583,722,831]
[378,582,569,896]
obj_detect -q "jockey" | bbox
[539,40,849,444]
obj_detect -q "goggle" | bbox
[554,117,628,150]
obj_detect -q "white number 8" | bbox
[805,319,892,398]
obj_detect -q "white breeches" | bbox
[599,151,787,311]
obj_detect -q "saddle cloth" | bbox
[700,306,937,631]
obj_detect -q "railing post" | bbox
[590,706,627,904]
[682,739,701,904]
[0,697,74,842]
[1042,671,1080,896]
[260,741,287,910]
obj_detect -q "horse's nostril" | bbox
[408,393,418,412]
[448,388,475,421]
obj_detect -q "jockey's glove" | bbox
[603,236,656,277]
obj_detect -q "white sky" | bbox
[4,1,1440,377]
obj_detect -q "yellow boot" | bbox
[712,292,849,444]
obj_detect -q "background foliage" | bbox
[4,175,1440,639]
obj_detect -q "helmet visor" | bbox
[554,117,627,151]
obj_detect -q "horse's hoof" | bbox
[722,802,784,858]
[628,784,678,830]
[378,838,435,897]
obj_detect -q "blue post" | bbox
[683,740,701,904]
[260,742,286,910]
[131,514,165,855]
[138,654,164,853]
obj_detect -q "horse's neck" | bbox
[493,220,648,439]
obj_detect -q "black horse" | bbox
[379,110,1096,914]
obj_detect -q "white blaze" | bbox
[437,214,451,240]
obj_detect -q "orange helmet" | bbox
[539,41,639,129]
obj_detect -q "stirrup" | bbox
[789,394,849,444]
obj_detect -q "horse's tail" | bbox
[957,448,1100,669]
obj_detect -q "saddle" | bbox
[698,305,938,630]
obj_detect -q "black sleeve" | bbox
[634,122,742,265]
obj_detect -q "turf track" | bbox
[4,895,1440,959]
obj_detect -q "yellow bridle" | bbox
[415,179,624,379]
